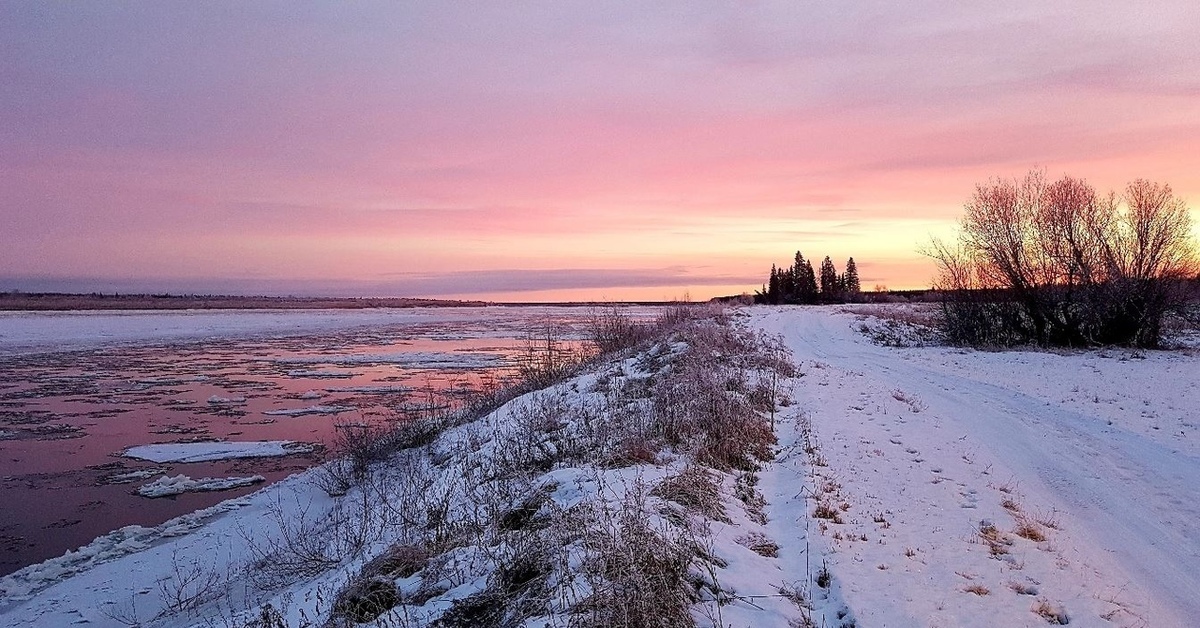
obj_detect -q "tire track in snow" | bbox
[751,307,1199,626]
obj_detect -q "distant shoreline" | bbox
[0,293,490,311]
[0,292,680,311]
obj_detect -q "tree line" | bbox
[928,169,1198,348]
[755,252,861,304]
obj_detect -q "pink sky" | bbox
[2,2,1198,301]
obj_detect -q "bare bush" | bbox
[587,305,655,354]
[928,169,1199,347]
[573,480,702,628]
[155,550,228,619]
[652,465,729,523]
[244,492,378,586]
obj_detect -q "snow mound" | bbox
[122,440,313,463]
[297,390,325,399]
[136,474,266,498]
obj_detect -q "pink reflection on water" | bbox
[0,311,598,576]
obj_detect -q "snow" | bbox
[3,305,1195,628]
[749,305,1199,627]
[122,440,314,463]
[262,405,355,417]
[136,474,266,498]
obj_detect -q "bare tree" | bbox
[928,169,1198,347]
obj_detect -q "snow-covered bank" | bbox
[3,305,1195,627]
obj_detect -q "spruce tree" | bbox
[844,257,861,299]
[800,258,818,303]
[819,256,839,301]
[767,265,781,305]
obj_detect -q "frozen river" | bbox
[0,306,644,575]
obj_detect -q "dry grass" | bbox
[735,471,768,525]
[977,522,1012,556]
[1014,519,1047,542]
[736,532,781,558]
[814,501,844,524]
[963,583,991,596]
[1032,598,1070,624]
[1008,581,1039,596]
[652,465,729,523]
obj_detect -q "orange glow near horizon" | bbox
[3,3,1199,300]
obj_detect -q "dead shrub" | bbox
[963,583,990,596]
[735,471,767,525]
[574,482,701,628]
[1009,581,1039,596]
[652,465,729,523]
[332,576,400,624]
[587,305,655,354]
[814,502,843,524]
[1032,598,1070,624]
[736,532,780,558]
[1014,519,1047,542]
[977,521,1012,557]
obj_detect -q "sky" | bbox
[2,1,1199,301]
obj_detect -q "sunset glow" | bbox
[3,2,1199,300]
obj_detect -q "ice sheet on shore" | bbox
[136,474,266,498]
[122,440,313,463]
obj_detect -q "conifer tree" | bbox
[799,257,818,303]
[844,257,861,299]
[819,256,839,301]
[767,265,780,305]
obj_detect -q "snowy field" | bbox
[0,305,1195,627]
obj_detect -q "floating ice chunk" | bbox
[263,405,354,417]
[106,468,167,484]
[278,351,503,369]
[324,385,413,394]
[122,440,313,463]
[206,395,246,405]
[136,474,266,498]
[285,369,356,379]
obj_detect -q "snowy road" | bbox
[751,307,1199,627]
